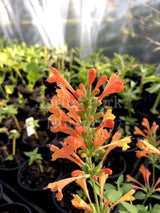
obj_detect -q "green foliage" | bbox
[24,147,43,166]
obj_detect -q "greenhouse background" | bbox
[0,0,160,65]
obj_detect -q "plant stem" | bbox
[142,194,149,205]
[34,128,39,140]
[151,92,160,113]
[151,161,155,188]
[38,163,44,173]
[12,138,16,156]
[91,178,100,213]
[0,85,6,97]
[12,114,20,131]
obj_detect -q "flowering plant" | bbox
[126,118,160,205]
[45,67,135,213]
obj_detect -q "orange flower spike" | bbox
[71,194,93,213]
[88,68,97,88]
[139,164,151,187]
[97,73,125,101]
[46,176,83,201]
[47,67,75,94]
[142,118,150,132]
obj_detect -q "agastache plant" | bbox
[45,67,135,213]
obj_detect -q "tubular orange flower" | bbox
[96,119,114,130]
[97,73,125,101]
[94,129,110,147]
[142,118,150,132]
[99,174,109,203]
[75,126,86,134]
[48,107,78,126]
[126,175,143,187]
[71,194,93,213]
[74,89,85,99]
[102,109,116,122]
[45,175,84,201]
[50,121,77,136]
[76,178,92,204]
[139,164,151,187]
[47,67,75,94]
[88,68,97,88]
[152,121,159,136]
[95,75,108,90]
[49,138,84,167]
[136,139,160,156]
[101,133,131,164]
[134,126,146,138]
[154,177,160,191]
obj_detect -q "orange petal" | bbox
[142,118,150,131]
[71,194,93,213]
[88,68,97,88]
[46,176,82,201]
[97,73,125,101]
[47,67,75,93]
[139,164,151,187]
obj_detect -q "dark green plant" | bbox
[24,147,43,173]
[1,128,20,161]
[0,100,20,131]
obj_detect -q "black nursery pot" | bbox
[0,142,32,183]
[104,152,127,182]
[0,184,3,200]
[17,156,62,211]
[0,202,32,213]
[17,157,62,192]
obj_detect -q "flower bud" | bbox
[79,83,85,91]
[89,116,94,121]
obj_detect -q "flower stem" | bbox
[12,138,16,156]
[151,92,160,114]
[12,114,20,131]
[91,178,100,213]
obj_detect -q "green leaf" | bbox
[119,202,138,213]
[134,191,146,200]
[145,84,160,93]
[103,190,122,203]
[4,85,14,95]
[151,194,160,200]
[104,183,116,191]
